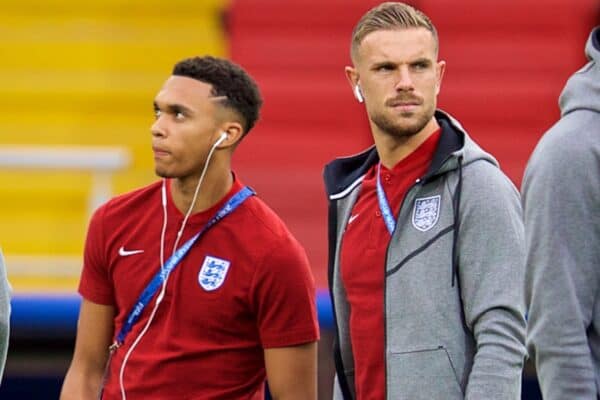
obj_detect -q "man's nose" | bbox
[151,116,166,137]
[395,66,414,91]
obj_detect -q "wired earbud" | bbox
[353,84,364,103]
[215,131,229,147]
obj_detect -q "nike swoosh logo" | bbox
[118,246,144,256]
[348,214,359,224]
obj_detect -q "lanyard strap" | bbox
[114,186,255,347]
[376,163,396,235]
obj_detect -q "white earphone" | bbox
[353,84,364,103]
[215,131,229,146]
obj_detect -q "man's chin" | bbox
[155,168,171,178]
[387,113,433,138]
[381,121,424,138]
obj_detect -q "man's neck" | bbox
[170,166,233,215]
[374,119,439,169]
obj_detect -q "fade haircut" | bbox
[173,56,263,135]
[351,2,439,62]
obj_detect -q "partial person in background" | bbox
[323,2,527,399]
[522,26,600,400]
[0,249,10,381]
[60,56,319,400]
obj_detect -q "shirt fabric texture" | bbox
[324,110,527,400]
[79,176,319,399]
[522,26,600,400]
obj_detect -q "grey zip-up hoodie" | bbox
[522,26,600,400]
[0,249,10,381]
[324,111,527,399]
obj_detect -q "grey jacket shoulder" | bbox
[524,109,600,182]
[0,250,11,382]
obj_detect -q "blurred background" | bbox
[0,0,598,398]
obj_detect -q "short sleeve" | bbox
[78,205,115,305]
[250,234,320,348]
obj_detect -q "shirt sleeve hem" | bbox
[78,288,114,306]
[261,329,320,349]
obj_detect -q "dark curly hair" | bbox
[172,56,263,135]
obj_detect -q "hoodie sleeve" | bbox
[457,161,527,400]
[522,114,600,400]
[0,250,11,382]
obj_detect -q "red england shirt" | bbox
[340,130,440,399]
[79,175,319,399]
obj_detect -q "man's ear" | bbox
[344,65,359,91]
[345,66,364,103]
[216,122,243,148]
[435,60,446,95]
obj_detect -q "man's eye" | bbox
[175,111,185,120]
[154,109,161,118]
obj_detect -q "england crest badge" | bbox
[198,255,231,291]
[412,195,441,232]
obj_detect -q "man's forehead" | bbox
[153,75,228,113]
[157,75,213,98]
[356,28,436,62]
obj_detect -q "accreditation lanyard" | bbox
[113,186,255,348]
[376,163,396,235]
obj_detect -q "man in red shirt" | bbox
[324,2,526,399]
[61,56,319,399]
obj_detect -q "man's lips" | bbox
[387,98,421,107]
[387,98,421,112]
[152,146,170,157]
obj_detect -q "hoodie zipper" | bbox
[383,177,423,400]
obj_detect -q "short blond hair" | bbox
[351,2,439,61]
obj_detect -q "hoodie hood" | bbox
[560,26,600,116]
[430,111,498,178]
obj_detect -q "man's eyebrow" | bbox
[411,57,432,65]
[154,101,194,115]
[371,60,397,69]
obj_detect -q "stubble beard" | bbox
[370,107,434,139]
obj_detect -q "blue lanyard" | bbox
[376,163,396,235]
[113,186,255,348]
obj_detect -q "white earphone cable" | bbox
[118,133,226,400]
